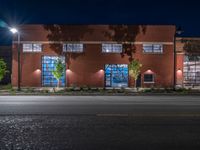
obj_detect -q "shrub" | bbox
[0,59,9,82]
[0,84,12,90]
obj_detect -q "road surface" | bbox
[0,96,200,149]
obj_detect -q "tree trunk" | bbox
[135,79,137,89]
[57,79,60,88]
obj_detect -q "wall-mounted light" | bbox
[145,69,153,74]
[35,69,41,73]
[177,69,182,75]
[66,69,71,73]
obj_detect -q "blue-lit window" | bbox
[63,44,83,52]
[42,56,66,87]
[143,44,163,53]
[105,64,128,87]
[102,44,122,53]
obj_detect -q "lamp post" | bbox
[10,27,21,91]
[173,26,183,90]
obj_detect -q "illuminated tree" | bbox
[129,59,142,88]
[52,58,65,87]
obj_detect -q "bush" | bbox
[176,88,186,92]
[0,84,12,90]
[65,87,73,92]
[0,59,9,82]
[98,88,105,93]
[26,88,35,93]
[143,88,152,93]
[42,88,49,93]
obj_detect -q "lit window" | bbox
[23,43,42,52]
[42,56,66,87]
[143,44,163,53]
[102,43,122,53]
[144,74,154,83]
[63,44,83,52]
[105,64,128,87]
[183,55,200,85]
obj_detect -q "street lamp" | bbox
[10,27,21,91]
[173,26,183,90]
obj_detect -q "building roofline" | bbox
[16,24,176,26]
[176,37,200,40]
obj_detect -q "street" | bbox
[0,96,200,149]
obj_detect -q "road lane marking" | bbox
[96,113,200,117]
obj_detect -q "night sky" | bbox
[0,0,200,45]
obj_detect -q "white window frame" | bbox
[63,43,83,53]
[143,43,163,53]
[102,43,123,53]
[23,43,42,52]
[143,74,155,83]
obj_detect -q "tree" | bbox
[52,58,65,87]
[43,25,93,66]
[0,59,8,82]
[183,40,200,54]
[103,25,146,62]
[128,59,142,88]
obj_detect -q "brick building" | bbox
[11,25,177,88]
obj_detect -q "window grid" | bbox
[143,44,163,53]
[42,56,66,87]
[144,74,154,83]
[23,43,42,52]
[102,44,122,53]
[183,55,200,85]
[105,64,128,87]
[63,44,83,52]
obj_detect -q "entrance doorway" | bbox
[136,74,141,88]
[105,64,128,87]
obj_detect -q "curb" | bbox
[0,92,200,96]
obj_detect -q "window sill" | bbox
[23,51,42,53]
[144,82,155,84]
[102,52,122,54]
[63,51,83,53]
[143,52,163,54]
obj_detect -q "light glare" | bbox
[10,28,18,34]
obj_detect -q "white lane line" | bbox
[96,113,200,117]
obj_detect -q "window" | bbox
[23,43,42,52]
[183,55,200,85]
[105,64,128,87]
[143,44,163,53]
[144,74,154,83]
[63,44,83,52]
[42,56,66,87]
[102,44,122,53]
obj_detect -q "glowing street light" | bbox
[10,27,21,91]
[10,27,18,34]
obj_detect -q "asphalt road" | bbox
[0,96,200,150]
[0,95,200,115]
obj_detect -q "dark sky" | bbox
[0,0,200,45]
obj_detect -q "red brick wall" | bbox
[12,25,175,88]
[176,53,184,85]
